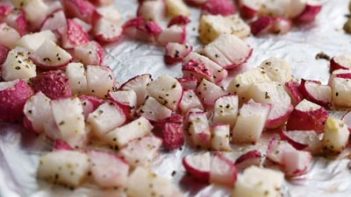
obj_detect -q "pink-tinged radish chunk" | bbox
[0,45,9,65]
[210,153,237,187]
[259,57,292,83]
[164,0,190,17]
[211,125,231,151]
[53,139,74,151]
[162,122,184,150]
[96,5,120,23]
[272,17,292,34]
[203,34,252,70]
[61,0,96,23]
[281,130,322,154]
[295,2,322,23]
[94,18,122,43]
[105,117,153,148]
[178,76,198,90]
[0,80,33,121]
[123,17,162,42]
[74,41,104,65]
[250,16,274,36]
[286,99,328,132]
[235,150,263,171]
[109,90,137,118]
[285,80,303,106]
[41,10,67,32]
[86,65,114,98]
[88,102,126,138]
[60,19,90,49]
[183,152,210,182]
[164,42,192,64]
[31,70,72,99]
[330,54,351,72]
[282,149,312,177]
[23,0,50,29]
[16,30,57,52]
[37,150,90,187]
[187,112,211,148]
[121,74,152,107]
[0,4,12,20]
[157,25,185,46]
[146,75,183,111]
[196,79,226,107]
[79,95,103,119]
[137,0,165,22]
[66,63,87,95]
[2,47,36,81]
[51,98,86,148]
[31,40,72,69]
[185,0,207,7]
[232,166,284,197]
[342,111,351,132]
[182,60,213,82]
[72,18,92,32]
[202,0,236,16]
[322,117,350,154]
[238,0,263,19]
[267,137,295,164]
[179,89,203,114]
[299,79,331,107]
[248,82,293,129]
[4,10,27,36]
[330,77,351,108]
[138,96,172,121]
[120,135,162,167]
[0,23,20,48]
[168,15,190,27]
[232,100,270,144]
[213,95,239,127]
[88,151,129,188]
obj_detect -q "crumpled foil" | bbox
[1,0,351,196]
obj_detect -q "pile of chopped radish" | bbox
[0,0,342,196]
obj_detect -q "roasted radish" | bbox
[211,125,231,151]
[182,152,210,182]
[213,95,238,127]
[322,117,350,154]
[187,111,211,148]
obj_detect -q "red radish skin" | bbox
[235,150,263,171]
[61,0,96,23]
[79,95,103,119]
[299,79,331,108]
[182,152,211,182]
[185,0,207,7]
[182,60,212,82]
[239,4,257,19]
[280,131,308,150]
[281,130,322,154]
[210,153,237,187]
[202,0,236,16]
[162,122,185,150]
[53,139,74,151]
[123,17,163,42]
[294,3,322,23]
[265,105,293,129]
[330,55,351,72]
[0,45,9,65]
[0,4,12,21]
[5,10,28,36]
[168,15,191,27]
[60,19,90,49]
[285,80,303,106]
[250,16,274,36]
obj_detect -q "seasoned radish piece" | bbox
[2,47,36,81]
[16,30,57,52]
[137,0,165,22]
[51,98,86,148]
[61,0,96,23]
[199,14,250,44]
[38,150,90,187]
[60,19,89,49]
[183,152,211,182]
[211,125,231,151]
[88,151,129,188]
[41,10,67,32]
[182,60,213,83]
[238,0,263,19]
[286,99,328,132]
[65,63,87,95]
[267,138,295,164]
[210,153,237,187]
[281,130,322,154]
[157,25,185,46]
[86,65,114,98]
[146,75,183,111]
[94,18,122,43]
[109,90,137,117]
[322,117,350,154]
[96,5,121,23]
[259,57,292,83]
[178,76,198,90]
[0,80,33,121]
[232,100,270,144]
[202,0,236,16]
[165,0,190,17]
[187,112,211,148]
[120,135,162,167]
[248,82,293,129]
[164,42,192,64]
[138,96,172,121]
[235,150,263,171]
[87,102,126,138]
[74,41,104,65]
[0,23,20,48]
[104,117,153,148]
[330,54,351,72]
[213,95,239,127]
[162,122,185,150]
[196,79,226,106]
[285,80,303,106]
[249,16,274,36]
[271,17,292,34]
[179,89,203,114]
[330,77,351,107]
[282,148,312,177]
[23,0,50,29]
[232,166,284,197]
[123,17,162,42]
[295,1,322,23]
[121,74,152,107]
[31,40,72,69]
[5,9,28,36]
[299,79,331,107]
[203,34,252,70]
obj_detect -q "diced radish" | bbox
[182,152,210,182]
[96,5,120,23]
[322,117,350,154]
[266,137,295,164]
[213,95,238,127]
[79,95,103,119]
[109,90,137,116]
[179,89,203,114]
[120,135,162,167]
[164,42,192,64]
[282,148,312,177]
[164,0,190,17]
[0,45,9,65]
[5,9,27,36]
[232,100,270,144]
[238,0,263,19]
[41,10,67,32]
[104,117,153,148]
[88,151,129,188]
[330,77,351,107]
[299,79,331,108]
[202,0,236,16]
[168,15,191,27]
[210,153,237,187]
[51,98,86,148]
[187,111,211,148]
[37,150,90,187]
[0,4,12,20]
[196,79,226,106]
[1,47,36,81]
[138,96,172,121]
[182,60,213,83]
[94,18,122,43]
[61,0,96,23]
[0,23,20,48]
[281,130,322,154]
[31,40,72,69]
[31,70,72,99]
[65,63,87,95]
[285,80,303,106]
[250,16,274,36]
[52,139,74,151]
[88,102,126,138]
[0,80,33,121]
[286,99,328,132]
[146,75,183,111]
[235,150,263,171]
[121,74,152,107]
[22,0,50,29]
[259,57,292,83]
[74,41,104,65]
[137,0,165,22]
[271,17,292,34]
[72,18,92,32]
[60,19,90,49]
[330,54,351,72]
[123,17,162,42]
[294,2,322,23]
[157,25,185,46]
[178,76,198,90]
[342,111,351,132]
[162,122,184,150]
[16,30,57,52]
[86,65,114,98]
[211,125,231,151]
[203,34,252,70]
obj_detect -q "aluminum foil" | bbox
[1,0,351,196]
